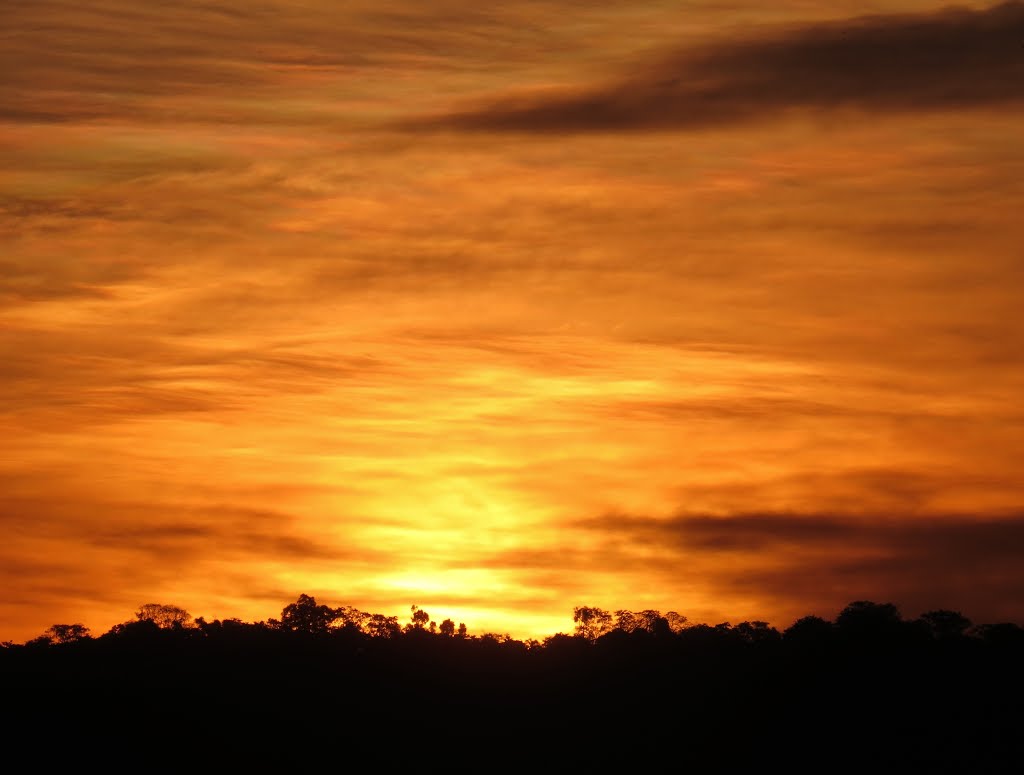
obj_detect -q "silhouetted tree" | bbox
[406,604,430,632]
[635,609,665,633]
[135,603,192,629]
[614,609,639,632]
[919,609,972,640]
[573,606,613,642]
[335,605,372,632]
[104,618,163,641]
[366,613,401,638]
[541,632,588,661]
[782,615,834,648]
[613,609,674,635]
[678,622,742,652]
[43,623,91,644]
[439,618,456,637]
[835,600,902,639]
[665,611,689,633]
[973,621,1024,648]
[279,594,339,634]
[734,620,781,645]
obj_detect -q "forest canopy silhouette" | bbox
[5,593,1022,767]
[8,592,1023,647]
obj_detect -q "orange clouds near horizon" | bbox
[2,1,1023,644]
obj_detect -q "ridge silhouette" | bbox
[4,596,1022,769]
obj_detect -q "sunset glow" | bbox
[3,0,1023,643]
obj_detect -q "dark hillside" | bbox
[5,599,1022,769]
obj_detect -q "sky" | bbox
[2,0,1023,644]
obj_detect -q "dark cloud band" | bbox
[416,1,1024,132]
[579,511,1024,624]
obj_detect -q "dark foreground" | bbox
[6,612,1023,770]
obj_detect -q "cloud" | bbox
[414,1,1024,132]
[0,488,383,639]
[86,513,356,564]
[0,0,606,126]
[0,491,362,566]
[575,511,1024,625]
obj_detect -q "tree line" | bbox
[4,594,1022,768]
[8,594,1023,649]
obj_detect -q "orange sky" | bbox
[3,0,1024,644]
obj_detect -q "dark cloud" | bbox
[584,511,1024,557]
[89,520,354,563]
[600,396,916,423]
[0,492,370,567]
[416,1,1024,132]
[579,511,1024,624]
[0,491,386,640]
[0,258,134,305]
